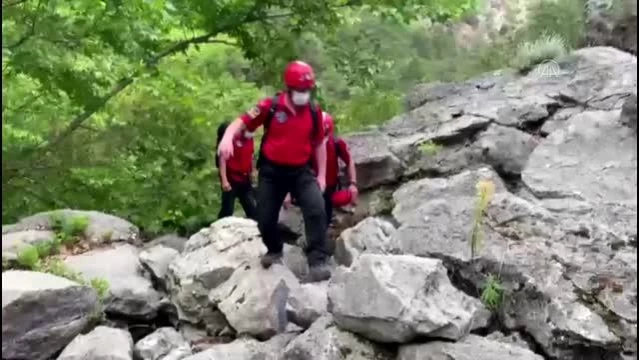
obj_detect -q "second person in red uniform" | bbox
[217,61,331,282]
[285,112,358,224]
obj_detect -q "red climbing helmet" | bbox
[283,61,316,90]
[323,112,335,136]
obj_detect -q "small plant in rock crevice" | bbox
[419,140,443,156]
[470,179,506,311]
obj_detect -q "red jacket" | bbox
[225,133,254,183]
[240,93,324,166]
[312,136,351,187]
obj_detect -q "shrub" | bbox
[16,245,40,270]
[511,33,569,74]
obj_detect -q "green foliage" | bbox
[480,274,505,311]
[48,214,88,246]
[89,277,111,300]
[511,33,569,74]
[419,140,443,156]
[523,0,586,49]
[16,245,40,269]
[470,180,495,260]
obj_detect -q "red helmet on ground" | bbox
[283,61,316,90]
[322,111,335,136]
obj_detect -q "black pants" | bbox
[217,179,258,221]
[324,185,336,227]
[257,161,329,266]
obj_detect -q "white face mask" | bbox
[291,91,311,106]
[243,131,254,139]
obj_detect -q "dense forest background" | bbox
[2,0,593,236]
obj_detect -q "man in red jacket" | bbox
[218,61,331,282]
[217,122,258,221]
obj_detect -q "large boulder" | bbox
[64,243,163,320]
[134,327,192,360]
[209,261,299,340]
[328,254,490,343]
[2,271,99,360]
[287,281,329,329]
[389,164,635,359]
[334,217,399,267]
[397,334,544,360]
[282,316,393,360]
[57,326,133,360]
[166,217,264,325]
[4,209,140,245]
[139,245,179,292]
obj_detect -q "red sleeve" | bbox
[336,138,351,165]
[240,97,272,132]
[312,105,326,147]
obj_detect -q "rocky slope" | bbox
[2,46,636,360]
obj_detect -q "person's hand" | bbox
[222,180,232,192]
[317,177,326,193]
[283,193,292,209]
[349,184,359,205]
[217,136,234,161]
[251,170,258,184]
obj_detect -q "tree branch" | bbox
[3,0,43,50]
[2,0,27,9]
[25,9,293,156]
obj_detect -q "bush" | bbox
[16,245,40,269]
[511,33,568,74]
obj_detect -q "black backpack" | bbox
[215,121,230,169]
[257,94,321,168]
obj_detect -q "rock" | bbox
[282,316,392,360]
[342,131,404,190]
[620,93,637,132]
[166,217,264,325]
[2,270,99,360]
[146,234,187,253]
[287,281,329,329]
[134,327,192,360]
[184,333,295,360]
[282,243,310,280]
[485,331,534,350]
[328,254,490,343]
[397,334,544,360]
[64,243,162,320]
[57,326,133,360]
[392,167,507,222]
[2,229,54,261]
[473,124,537,175]
[390,165,634,359]
[8,209,140,245]
[139,245,179,291]
[522,110,636,235]
[209,261,299,340]
[334,217,399,267]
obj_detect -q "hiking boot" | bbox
[260,252,283,269]
[303,263,332,283]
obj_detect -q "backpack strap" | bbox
[257,95,280,169]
